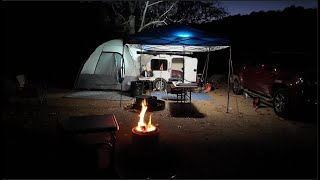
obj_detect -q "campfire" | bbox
[132,99,159,135]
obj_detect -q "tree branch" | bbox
[138,20,166,32]
[112,3,126,22]
[139,1,149,30]
[167,17,183,23]
[120,20,131,25]
[159,1,178,20]
[138,1,176,32]
[147,1,163,7]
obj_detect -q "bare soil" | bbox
[2,83,317,179]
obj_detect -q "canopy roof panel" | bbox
[127,44,229,52]
[125,24,230,50]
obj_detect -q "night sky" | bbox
[2,1,317,88]
[222,0,317,15]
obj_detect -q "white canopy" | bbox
[128,44,229,52]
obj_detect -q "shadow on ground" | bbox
[169,102,205,118]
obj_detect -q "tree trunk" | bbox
[128,2,136,34]
[128,15,135,34]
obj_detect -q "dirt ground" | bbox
[2,83,317,179]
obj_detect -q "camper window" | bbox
[151,59,167,71]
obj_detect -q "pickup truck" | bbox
[232,53,317,118]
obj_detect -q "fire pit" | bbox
[132,99,159,144]
[133,95,165,111]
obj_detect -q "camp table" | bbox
[58,114,119,169]
[170,82,198,103]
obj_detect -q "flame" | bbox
[135,99,156,132]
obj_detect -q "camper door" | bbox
[184,57,198,83]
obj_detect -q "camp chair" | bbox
[16,75,47,104]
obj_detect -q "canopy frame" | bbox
[125,24,233,112]
[127,43,233,113]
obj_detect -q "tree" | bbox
[102,1,228,36]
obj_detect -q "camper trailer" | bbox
[138,54,198,91]
[74,39,198,92]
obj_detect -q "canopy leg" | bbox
[227,47,232,113]
[204,51,210,84]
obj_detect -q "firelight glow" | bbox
[135,99,156,132]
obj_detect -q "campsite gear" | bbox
[132,125,159,145]
[141,70,153,77]
[135,95,158,110]
[130,81,143,97]
[74,25,229,92]
[203,83,212,93]
[57,114,119,173]
[65,91,132,101]
[16,74,27,91]
[74,39,139,92]
[15,75,47,104]
[253,97,261,110]
[73,39,199,92]
[74,24,231,110]
[147,71,153,77]
[196,74,202,84]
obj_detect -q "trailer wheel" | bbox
[153,78,167,91]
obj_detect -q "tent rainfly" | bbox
[74,39,141,92]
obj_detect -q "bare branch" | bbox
[167,16,183,23]
[147,1,163,7]
[120,20,130,25]
[140,1,149,30]
[112,3,126,22]
[177,18,183,23]
[138,20,166,32]
[159,1,178,20]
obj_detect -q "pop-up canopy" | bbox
[126,24,230,48]
[125,24,233,113]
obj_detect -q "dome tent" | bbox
[74,39,140,91]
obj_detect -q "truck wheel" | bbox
[273,88,289,118]
[153,79,167,91]
[233,79,243,95]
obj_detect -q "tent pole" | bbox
[227,47,232,113]
[183,46,185,82]
[120,82,122,107]
[140,45,143,75]
[120,44,126,107]
[204,50,210,84]
[120,61,122,107]
[72,56,88,92]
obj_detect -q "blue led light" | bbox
[175,32,192,38]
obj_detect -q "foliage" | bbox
[102,1,228,35]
